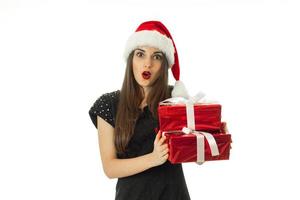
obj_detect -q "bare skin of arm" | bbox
[97,116,169,179]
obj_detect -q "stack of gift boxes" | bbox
[158,96,232,164]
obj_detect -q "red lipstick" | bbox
[142,71,151,80]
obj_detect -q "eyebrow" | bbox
[135,48,163,54]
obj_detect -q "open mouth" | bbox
[142,71,151,80]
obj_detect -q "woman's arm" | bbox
[97,116,168,179]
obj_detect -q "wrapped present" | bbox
[158,95,222,132]
[163,122,232,164]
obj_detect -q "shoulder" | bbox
[89,90,120,129]
[168,85,174,92]
[93,90,120,108]
[100,90,120,102]
[168,85,174,97]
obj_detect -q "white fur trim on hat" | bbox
[123,30,175,67]
[171,80,190,99]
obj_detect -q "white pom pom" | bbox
[171,80,189,99]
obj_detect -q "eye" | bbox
[136,51,144,57]
[153,54,162,60]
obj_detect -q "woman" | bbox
[89,21,190,200]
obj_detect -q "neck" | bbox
[142,86,151,99]
[140,87,150,108]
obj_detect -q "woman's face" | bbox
[132,46,163,91]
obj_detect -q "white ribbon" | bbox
[160,91,219,164]
[160,92,207,130]
[160,91,206,105]
[182,127,220,164]
[160,91,219,132]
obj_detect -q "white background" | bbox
[1,0,299,199]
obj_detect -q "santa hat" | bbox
[123,20,189,98]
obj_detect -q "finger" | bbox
[163,153,169,160]
[160,144,168,150]
[158,135,166,146]
[158,145,167,153]
[154,131,161,144]
[162,148,169,155]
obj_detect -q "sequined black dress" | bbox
[88,89,190,200]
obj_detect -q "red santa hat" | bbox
[123,20,189,98]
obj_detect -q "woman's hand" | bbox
[149,131,169,167]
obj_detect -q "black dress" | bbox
[88,89,191,200]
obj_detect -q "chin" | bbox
[139,83,150,87]
[137,80,151,87]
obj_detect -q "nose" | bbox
[144,56,152,68]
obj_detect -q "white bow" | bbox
[182,127,220,164]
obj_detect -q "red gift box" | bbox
[158,103,222,132]
[163,122,232,164]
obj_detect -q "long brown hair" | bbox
[114,50,172,154]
